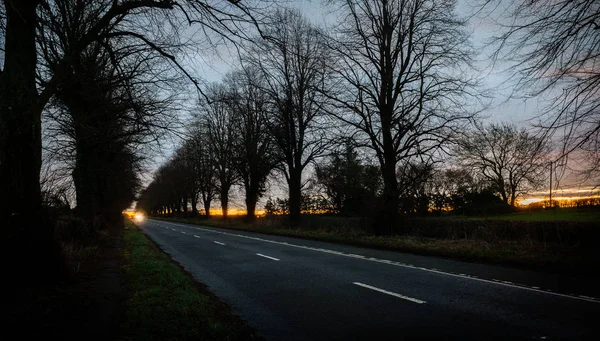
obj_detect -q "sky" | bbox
[143,0,594,210]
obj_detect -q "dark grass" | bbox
[154,214,598,277]
[4,218,123,340]
[122,219,261,341]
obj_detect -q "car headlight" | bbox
[134,213,145,222]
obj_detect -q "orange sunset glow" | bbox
[518,186,600,206]
[201,208,267,216]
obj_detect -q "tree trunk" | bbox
[245,182,258,221]
[0,0,42,223]
[190,193,198,215]
[182,197,188,213]
[378,160,400,235]
[499,189,508,205]
[73,142,98,228]
[288,168,302,223]
[510,192,517,207]
[204,199,211,218]
[220,186,229,218]
[0,0,63,286]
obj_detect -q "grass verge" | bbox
[122,219,260,341]
[154,216,596,276]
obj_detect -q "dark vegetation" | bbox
[6,216,260,339]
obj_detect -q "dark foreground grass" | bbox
[155,215,597,276]
[122,219,260,341]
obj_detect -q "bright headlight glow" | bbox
[134,213,145,222]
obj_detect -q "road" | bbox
[138,218,599,340]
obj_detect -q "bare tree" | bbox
[488,0,600,183]
[455,123,549,207]
[179,139,201,215]
[225,68,276,220]
[326,0,478,233]
[200,84,238,218]
[189,126,218,217]
[244,9,332,222]
[43,30,180,229]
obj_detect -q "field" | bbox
[466,208,600,222]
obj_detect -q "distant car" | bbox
[134,212,145,222]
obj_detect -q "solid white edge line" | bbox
[256,253,279,261]
[214,241,225,246]
[150,220,599,304]
[194,235,200,238]
[353,282,426,304]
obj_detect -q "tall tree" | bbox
[326,0,478,233]
[189,128,218,217]
[0,0,42,228]
[201,84,238,218]
[226,68,276,220]
[245,9,331,222]
[455,123,549,207]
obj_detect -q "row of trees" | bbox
[137,9,331,221]
[0,0,265,276]
[137,65,277,220]
[139,111,549,222]
[138,2,479,232]
[137,3,553,231]
[262,121,548,217]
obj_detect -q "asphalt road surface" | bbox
[138,219,599,340]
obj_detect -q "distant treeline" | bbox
[525,198,600,210]
[141,139,524,220]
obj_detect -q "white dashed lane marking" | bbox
[256,253,280,261]
[353,282,426,304]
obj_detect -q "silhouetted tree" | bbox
[455,123,549,207]
[200,84,238,218]
[225,68,276,220]
[188,127,218,217]
[397,161,435,216]
[427,167,477,214]
[244,9,332,223]
[326,0,478,234]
